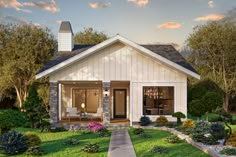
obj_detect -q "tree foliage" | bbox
[74,27,108,44]
[187,21,236,111]
[23,85,48,128]
[0,24,56,108]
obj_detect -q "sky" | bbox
[0,0,236,49]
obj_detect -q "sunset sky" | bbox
[0,0,236,48]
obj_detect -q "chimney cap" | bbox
[59,21,73,35]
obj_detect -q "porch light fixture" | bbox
[81,103,85,113]
[104,88,109,97]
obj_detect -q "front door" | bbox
[114,89,127,119]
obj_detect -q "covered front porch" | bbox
[57,80,131,125]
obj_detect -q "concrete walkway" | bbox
[108,129,136,157]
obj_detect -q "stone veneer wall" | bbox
[103,82,110,125]
[49,82,59,126]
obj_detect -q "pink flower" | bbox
[87,122,105,132]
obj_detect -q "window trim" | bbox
[70,87,101,113]
[142,85,175,116]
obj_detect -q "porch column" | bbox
[49,82,59,126]
[103,82,110,125]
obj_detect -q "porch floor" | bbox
[59,117,130,125]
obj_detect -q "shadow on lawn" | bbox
[41,131,109,156]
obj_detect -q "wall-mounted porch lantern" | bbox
[104,88,109,97]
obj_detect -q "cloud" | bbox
[55,20,62,24]
[0,15,29,24]
[194,14,224,21]
[128,0,148,7]
[23,0,60,13]
[0,0,31,12]
[157,22,182,29]
[0,0,59,13]
[89,2,110,8]
[208,1,214,8]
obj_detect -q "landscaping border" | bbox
[133,125,225,157]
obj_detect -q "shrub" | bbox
[0,109,26,134]
[220,148,236,156]
[188,99,205,119]
[63,138,79,146]
[176,126,193,135]
[23,85,48,128]
[87,122,108,137]
[209,116,223,122]
[192,121,218,145]
[87,122,105,133]
[69,124,81,131]
[82,143,99,153]
[97,128,109,137]
[49,126,66,132]
[226,132,236,147]
[155,116,168,126]
[138,132,152,138]
[0,130,27,155]
[210,123,225,140]
[25,146,44,156]
[23,132,41,147]
[150,146,168,154]
[165,135,182,144]
[183,119,195,128]
[139,115,151,126]
[132,128,144,135]
[172,112,186,125]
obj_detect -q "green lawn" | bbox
[0,128,110,157]
[129,128,210,157]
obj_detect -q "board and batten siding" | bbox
[50,42,186,82]
[50,42,187,122]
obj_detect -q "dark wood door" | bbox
[114,89,127,119]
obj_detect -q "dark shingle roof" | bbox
[59,21,73,34]
[38,45,93,73]
[141,45,197,73]
[38,44,197,74]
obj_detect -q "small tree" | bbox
[202,92,223,121]
[188,99,205,120]
[172,112,186,125]
[23,86,48,128]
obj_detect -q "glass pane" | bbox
[86,89,99,113]
[143,86,174,115]
[72,89,85,112]
[115,91,125,116]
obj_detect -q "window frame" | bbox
[142,86,175,116]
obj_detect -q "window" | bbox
[72,88,99,113]
[143,86,174,115]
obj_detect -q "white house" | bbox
[36,21,200,126]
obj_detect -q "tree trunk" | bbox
[206,112,209,121]
[224,94,229,112]
[14,85,23,108]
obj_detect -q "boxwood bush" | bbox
[0,109,26,134]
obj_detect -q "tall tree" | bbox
[0,24,56,108]
[74,27,108,44]
[186,21,236,111]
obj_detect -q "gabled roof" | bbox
[36,35,200,79]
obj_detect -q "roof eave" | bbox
[36,34,200,80]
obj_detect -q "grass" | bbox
[129,128,210,157]
[0,128,110,157]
